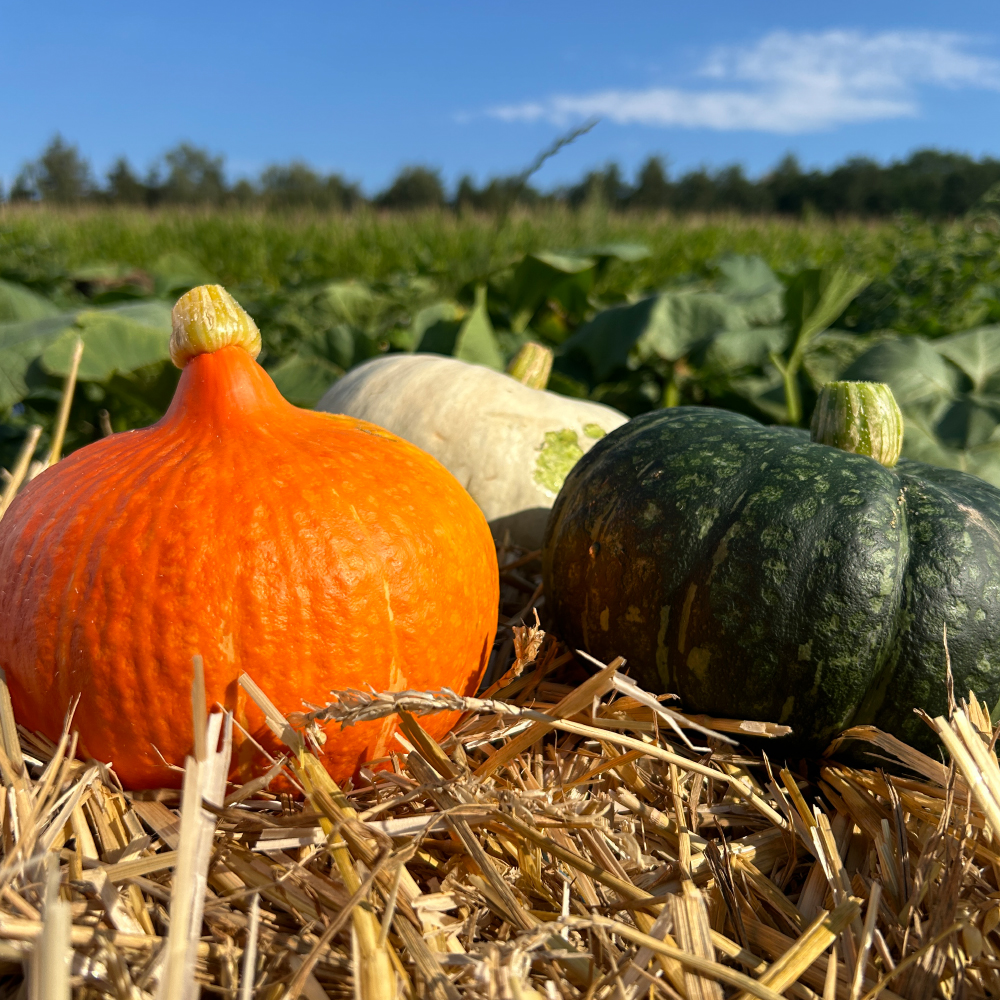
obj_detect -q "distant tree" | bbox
[673,168,717,213]
[454,175,478,211]
[12,136,1000,219]
[375,167,445,209]
[889,150,1000,217]
[260,162,361,210]
[817,158,887,216]
[763,154,821,216]
[454,175,542,213]
[8,174,35,202]
[563,164,629,209]
[629,157,672,209]
[714,165,769,213]
[260,162,322,208]
[12,135,94,203]
[230,178,257,206]
[105,157,149,204]
[158,144,228,204]
[600,164,628,208]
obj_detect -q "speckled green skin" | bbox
[543,407,1000,752]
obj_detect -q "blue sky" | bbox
[2,1,999,194]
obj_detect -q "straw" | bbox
[0,537,994,997]
[44,336,84,469]
[0,425,42,522]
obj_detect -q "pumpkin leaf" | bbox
[508,252,595,333]
[416,320,463,356]
[935,325,1000,392]
[901,414,964,468]
[0,300,174,411]
[42,311,172,381]
[801,330,884,390]
[414,301,464,355]
[70,261,158,303]
[300,324,357,371]
[840,336,958,412]
[269,353,344,407]
[589,370,663,416]
[453,286,504,370]
[934,397,1000,450]
[716,253,781,296]
[150,251,214,298]
[699,326,789,372]
[559,298,653,381]
[714,254,784,325]
[966,439,1000,484]
[563,291,746,382]
[903,412,1000,483]
[0,350,32,411]
[322,281,380,329]
[101,300,174,331]
[786,267,871,351]
[580,243,650,263]
[727,370,793,424]
[0,279,61,323]
[413,301,462,340]
[0,313,82,409]
[0,313,79,352]
[838,334,1000,470]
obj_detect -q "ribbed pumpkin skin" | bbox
[0,346,498,788]
[544,407,1000,752]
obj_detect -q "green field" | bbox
[0,205,907,292]
[2,205,1000,482]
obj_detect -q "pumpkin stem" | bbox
[810,381,904,468]
[170,285,262,368]
[507,341,553,390]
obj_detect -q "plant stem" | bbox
[769,350,802,426]
[662,378,680,408]
[783,365,802,427]
[45,337,84,469]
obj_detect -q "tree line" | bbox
[7,135,1000,218]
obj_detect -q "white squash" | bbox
[318,353,628,550]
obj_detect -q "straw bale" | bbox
[2,449,1000,996]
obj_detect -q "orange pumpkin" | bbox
[0,286,498,789]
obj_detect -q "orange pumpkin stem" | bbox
[170,285,262,368]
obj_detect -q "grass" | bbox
[0,205,921,297]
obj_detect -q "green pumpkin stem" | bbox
[507,342,553,390]
[810,381,904,467]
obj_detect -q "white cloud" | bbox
[488,30,1000,134]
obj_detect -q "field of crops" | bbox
[3,205,1000,482]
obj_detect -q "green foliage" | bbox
[42,307,172,381]
[0,297,179,467]
[0,279,61,322]
[11,135,94,204]
[770,267,870,425]
[4,207,1000,491]
[159,144,228,205]
[842,220,1000,337]
[374,167,446,210]
[259,163,361,211]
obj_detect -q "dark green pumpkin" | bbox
[543,406,1000,751]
